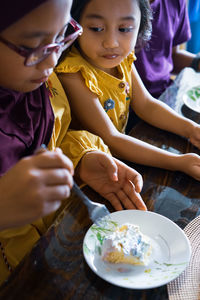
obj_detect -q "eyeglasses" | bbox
[0,18,82,66]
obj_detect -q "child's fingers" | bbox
[54,147,63,154]
[117,189,138,209]
[41,169,74,188]
[123,181,147,211]
[127,171,143,193]
[98,153,118,181]
[44,184,72,202]
[105,193,123,211]
[132,192,147,211]
[43,201,62,216]
[34,151,74,174]
[104,185,147,211]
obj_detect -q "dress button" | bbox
[119,113,126,120]
[118,82,125,88]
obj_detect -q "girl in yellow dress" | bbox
[56,0,200,181]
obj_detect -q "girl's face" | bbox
[0,0,72,92]
[78,0,141,73]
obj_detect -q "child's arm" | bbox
[130,64,200,143]
[58,72,200,181]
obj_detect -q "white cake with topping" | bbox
[101,223,152,266]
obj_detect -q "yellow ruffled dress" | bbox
[55,47,136,133]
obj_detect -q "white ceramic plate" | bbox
[83,210,191,289]
[183,85,200,113]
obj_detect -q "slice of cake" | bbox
[101,223,152,266]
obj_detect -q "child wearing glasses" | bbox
[56,0,200,182]
[0,0,146,285]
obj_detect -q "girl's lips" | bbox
[31,76,49,84]
[102,54,119,59]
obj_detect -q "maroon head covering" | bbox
[0,0,48,32]
[0,0,54,176]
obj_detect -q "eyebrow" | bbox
[20,31,50,39]
[85,14,136,21]
[19,23,69,40]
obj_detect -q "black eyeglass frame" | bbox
[0,18,83,66]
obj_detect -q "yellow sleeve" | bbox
[55,46,103,97]
[60,129,111,168]
[47,71,111,168]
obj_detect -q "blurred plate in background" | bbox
[183,85,200,113]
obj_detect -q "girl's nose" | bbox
[37,50,60,71]
[102,31,119,49]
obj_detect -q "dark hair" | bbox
[136,0,152,50]
[71,0,153,50]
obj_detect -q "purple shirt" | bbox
[0,85,54,176]
[135,0,191,98]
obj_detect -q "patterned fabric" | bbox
[56,47,136,133]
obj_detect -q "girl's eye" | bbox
[119,27,133,33]
[89,27,103,32]
[20,45,35,52]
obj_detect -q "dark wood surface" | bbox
[0,90,200,299]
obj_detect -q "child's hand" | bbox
[188,124,200,149]
[0,148,74,230]
[179,153,200,181]
[78,151,146,211]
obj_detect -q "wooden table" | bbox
[0,79,200,299]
